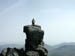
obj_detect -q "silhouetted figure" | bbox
[32,18,35,26]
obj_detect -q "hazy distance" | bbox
[0,0,75,46]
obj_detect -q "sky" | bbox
[0,0,75,46]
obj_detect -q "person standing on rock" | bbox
[23,18,48,56]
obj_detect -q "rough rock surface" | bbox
[23,25,48,56]
[0,48,25,56]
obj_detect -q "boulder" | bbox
[0,48,24,56]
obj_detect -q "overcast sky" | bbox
[0,0,75,45]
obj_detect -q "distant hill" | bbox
[54,42,75,48]
[49,42,75,56]
[49,45,75,56]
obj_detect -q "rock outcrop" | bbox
[0,19,48,56]
[23,24,48,56]
[0,48,25,56]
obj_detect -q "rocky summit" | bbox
[0,19,48,56]
[23,24,48,56]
